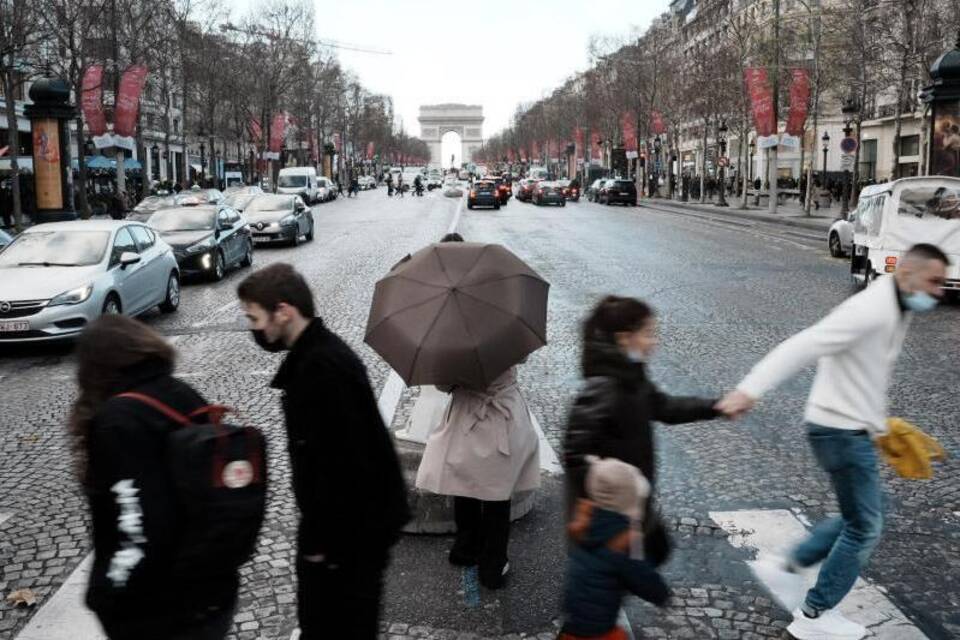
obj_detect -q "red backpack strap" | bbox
[115,392,191,425]
[188,405,231,426]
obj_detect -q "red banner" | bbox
[651,111,666,136]
[530,141,538,161]
[113,64,148,138]
[574,127,584,160]
[786,68,811,137]
[81,65,107,136]
[366,141,374,160]
[590,131,601,161]
[745,68,776,137]
[269,113,285,153]
[507,148,515,163]
[309,129,318,162]
[621,112,637,152]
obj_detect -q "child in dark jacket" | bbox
[560,456,670,640]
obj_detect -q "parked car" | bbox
[277,166,320,204]
[0,220,180,343]
[317,176,337,202]
[598,179,637,206]
[467,181,500,209]
[828,212,854,258]
[585,179,605,202]
[516,178,538,202]
[426,172,443,191]
[147,204,252,281]
[128,195,175,222]
[243,194,315,247]
[177,188,225,206]
[443,178,464,198]
[533,181,566,207]
[0,228,12,250]
[360,176,378,190]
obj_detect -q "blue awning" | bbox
[71,156,143,171]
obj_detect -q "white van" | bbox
[528,166,549,181]
[850,176,960,294]
[277,166,319,204]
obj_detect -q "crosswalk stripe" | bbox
[710,509,927,639]
[15,554,106,640]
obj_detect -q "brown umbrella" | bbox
[365,242,549,389]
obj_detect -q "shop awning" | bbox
[190,164,202,173]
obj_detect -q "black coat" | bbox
[271,319,410,561]
[85,360,238,633]
[562,500,669,636]
[563,341,718,506]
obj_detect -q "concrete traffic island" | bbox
[393,385,536,534]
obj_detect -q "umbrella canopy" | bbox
[365,242,549,390]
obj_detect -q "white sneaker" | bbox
[787,607,867,640]
[750,555,806,611]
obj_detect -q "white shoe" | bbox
[750,555,806,611]
[786,607,867,640]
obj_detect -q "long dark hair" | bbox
[582,295,654,345]
[69,315,175,485]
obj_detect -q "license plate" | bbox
[253,236,271,243]
[620,192,629,195]
[0,321,29,332]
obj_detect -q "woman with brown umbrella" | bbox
[416,367,540,589]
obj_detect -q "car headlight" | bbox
[280,215,297,226]
[49,284,93,306]
[186,237,216,253]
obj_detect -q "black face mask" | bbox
[251,328,286,353]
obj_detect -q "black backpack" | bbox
[116,392,267,579]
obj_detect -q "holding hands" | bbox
[715,390,756,420]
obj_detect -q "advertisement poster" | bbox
[931,100,960,177]
[33,119,63,210]
[270,113,286,154]
[651,111,666,136]
[785,68,811,137]
[113,65,148,138]
[621,111,637,158]
[574,127,584,161]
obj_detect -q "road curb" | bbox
[638,199,833,233]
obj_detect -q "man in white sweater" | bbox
[717,243,950,640]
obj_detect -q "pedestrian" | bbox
[415,364,540,589]
[559,456,670,640]
[397,174,405,198]
[69,315,240,640]
[563,296,722,565]
[237,263,410,640]
[387,175,394,197]
[717,243,951,640]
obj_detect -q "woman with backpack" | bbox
[69,315,241,640]
[563,296,722,566]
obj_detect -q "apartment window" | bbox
[898,134,920,157]
[859,139,877,182]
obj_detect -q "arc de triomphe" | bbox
[418,104,484,168]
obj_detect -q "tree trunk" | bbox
[700,122,708,203]
[75,114,91,218]
[4,68,24,231]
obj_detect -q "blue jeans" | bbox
[791,424,883,612]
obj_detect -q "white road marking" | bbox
[447,193,465,235]
[15,554,107,640]
[377,370,407,429]
[710,509,927,639]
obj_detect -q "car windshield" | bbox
[245,196,293,213]
[225,194,257,210]
[0,230,110,267]
[278,175,307,188]
[135,196,173,211]
[613,181,635,189]
[149,208,217,231]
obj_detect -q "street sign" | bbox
[757,135,779,149]
[840,154,855,171]
[840,137,858,154]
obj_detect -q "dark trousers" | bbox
[296,548,389,640]
[99,606,234,640]
[453,497,510,574]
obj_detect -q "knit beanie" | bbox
[584,455,650,522]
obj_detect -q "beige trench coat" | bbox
[416,367,540,501]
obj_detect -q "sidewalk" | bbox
[638,195,838,233]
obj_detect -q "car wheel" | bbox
[290,228,301,247]
[467,203,473,209]
[305,219,315,241]
[211,250,226,281]
[494,203,500,210]
[240,240,254,267]
[829,232,843,258]
[561,201,566,207]
[102,294,121,315]
[159,272,180,313]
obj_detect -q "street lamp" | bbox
[821,131,830,185]
[750,138,759,206]
[199,142,206,185]
[716,120,729,207]
[840,97,860,216]
[151,143,159,182]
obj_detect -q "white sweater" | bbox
[737,276,910,435]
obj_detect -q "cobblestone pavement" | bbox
[1,189,958,639]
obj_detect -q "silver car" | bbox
[0,220,180,343]
[828,213,854,258]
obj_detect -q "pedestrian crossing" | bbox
[710,509,928,639]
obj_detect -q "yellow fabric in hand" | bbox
[877,418,947,479]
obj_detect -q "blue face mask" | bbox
[625,350,647,363]
[904,291,939,313]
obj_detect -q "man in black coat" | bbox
[237,263,410,640]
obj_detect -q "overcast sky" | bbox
[298,0,671,139]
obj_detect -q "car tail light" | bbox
[563,189,570,195]
[470,190,477,197]
[885,256,898,266]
